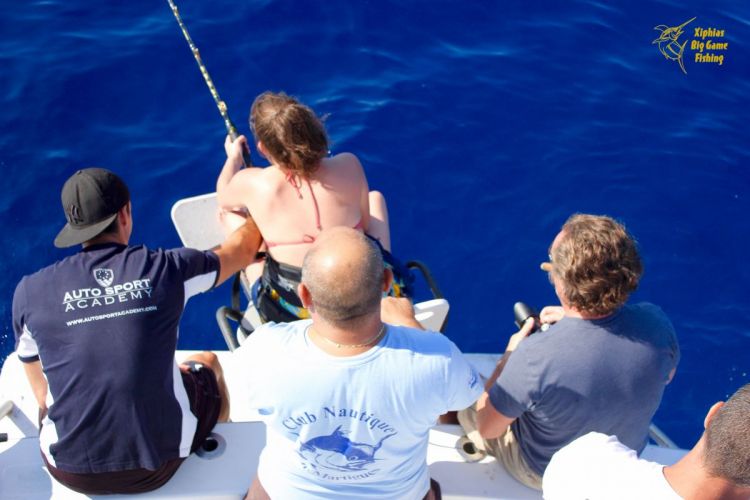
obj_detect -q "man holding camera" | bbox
[459,214,680,490]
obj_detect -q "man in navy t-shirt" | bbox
[12,168,261,494]
[458,214,680,491]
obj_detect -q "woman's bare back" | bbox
[240,152,369,266]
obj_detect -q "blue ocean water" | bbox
[0,0,748,449]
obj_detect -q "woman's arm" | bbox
[346,153,392,251]
[341,152,392,251]
[348,154,371,232]
[217,135,255,210]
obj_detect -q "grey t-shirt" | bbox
[489,302,680,476]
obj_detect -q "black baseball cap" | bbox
[54,168,130,248]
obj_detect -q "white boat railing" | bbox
[648,423,679,449]
[0,399,12,443]
[0,400,13,420]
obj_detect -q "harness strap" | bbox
[255,242,414,323]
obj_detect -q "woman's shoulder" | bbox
[236,165,287,191]
[327,152,362,167]
[320,152,365,180]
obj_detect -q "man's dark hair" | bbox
[704,383,750,487]
[551,214,643,316]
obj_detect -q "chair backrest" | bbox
[171,193,223,250]
[414,298,450,332]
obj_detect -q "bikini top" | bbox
[264,173,364,248]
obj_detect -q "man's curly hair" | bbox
[550,214,643,316]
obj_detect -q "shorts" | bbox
[43,363,222,495]
[458,404,542,491]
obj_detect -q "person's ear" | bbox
[120,202,131,224]
[257,141,268,158]
[298,283,313,310]
[382,268,393,293]
[704,401,724,429]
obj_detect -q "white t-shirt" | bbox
[232,320,482,500]
[543,432,682,500]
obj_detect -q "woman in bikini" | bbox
[216,91,395,322]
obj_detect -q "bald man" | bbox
[231,227,482,500]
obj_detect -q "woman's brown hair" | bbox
[550,214,643,316]
[249,92,328,177]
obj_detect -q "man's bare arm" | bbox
[212,216,262,286]
[380,297,424,330]
[22,360,47,410]
[477,391,515,439]
[476,319,535,439]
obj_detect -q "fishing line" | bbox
[167,0,252,166]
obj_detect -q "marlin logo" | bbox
[298,426,395,473]
[93,268,114,288]
[653,17,696,75]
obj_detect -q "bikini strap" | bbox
[285,172,304,199]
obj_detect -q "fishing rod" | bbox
[167,0,252,166]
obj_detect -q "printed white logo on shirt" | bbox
[93,268,114,287]
[62,278,153,312]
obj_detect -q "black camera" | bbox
[513,302,546,334]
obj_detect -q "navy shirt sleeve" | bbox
[489,340,543,419]
[12,278,40,363]
[165,248,221,298]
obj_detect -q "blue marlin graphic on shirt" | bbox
[468,369,478,389]
[298,425,395,473]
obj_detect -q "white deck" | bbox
[1,422,264,500]
[0,351,686,499]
